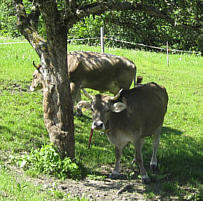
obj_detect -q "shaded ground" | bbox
[5,160,200,201]
[10,165,151,201]
[0,144,200,200]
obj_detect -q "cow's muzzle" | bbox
[30,86,35,91]
[92,121,105,130]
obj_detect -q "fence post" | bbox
[167,41,169,66]
[100,27,104,53]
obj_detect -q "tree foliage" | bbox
[0,0,202,51]
[0,0,19,37]
[69,0,202,51]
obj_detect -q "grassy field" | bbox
[0,38,202,200]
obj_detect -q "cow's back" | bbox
[68,51,136,93]
[110,82,168,138]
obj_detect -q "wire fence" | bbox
[67,36,201,55]
[0,35,201,56]
[105,37,197,54]
[0,41,28,45]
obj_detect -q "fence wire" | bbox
[0,37,201,55]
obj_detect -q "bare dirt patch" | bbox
[1,151,200,200]
[12,166,149,201]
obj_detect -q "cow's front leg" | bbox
[134,138,150,183]
[110,146,122,179]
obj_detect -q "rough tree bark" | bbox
[13,0,175,158]
[39,2,75,159]
[14,0,75,158]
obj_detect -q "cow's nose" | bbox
[30,86,35,91]
[92,121,104,130]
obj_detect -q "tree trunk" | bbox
[42,36,75,159]
[39,6,75,159]
[14,0,75,159]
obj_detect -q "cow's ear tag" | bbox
[111,102,127,113]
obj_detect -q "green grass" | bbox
[0,167,55,201]
[0,38,203,200]
[0,166,88,201]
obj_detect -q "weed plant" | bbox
[20,144,84,180]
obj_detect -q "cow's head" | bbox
[91,90,127,130]
[30,61,43,91]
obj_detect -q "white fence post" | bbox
[100,27,104,53]
[167,41,169,66]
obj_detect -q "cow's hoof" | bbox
[109,172,120,179]
[142,176,150,184]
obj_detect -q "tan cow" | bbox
[89,82,168,183]
[30,51,136,115]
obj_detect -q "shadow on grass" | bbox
[145,126,202,199]
[82,126,202,199]
[0,123,48,152]
[162,126,183,136]
[1,80,31,93]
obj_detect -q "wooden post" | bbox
[167,41,169,66]
[100,27,104,53]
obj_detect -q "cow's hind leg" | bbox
[150,126,161,172]
[134,138,150,183]
[75,89,83,116]
[70,82,82,116]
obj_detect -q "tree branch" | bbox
[28,4,40,30]
[36,0,68,34]
[135,3,174,24]
[76,2,107,18]
[13,0,46,58]
[75,1,175,25]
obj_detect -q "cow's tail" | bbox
[133,66,143,86]
[137,76,143,84]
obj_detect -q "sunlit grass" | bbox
[0,167,55,201]
[0,167,89,201]
[0,39,202,199]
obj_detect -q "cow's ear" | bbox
[76,101,91,110]
[111,102,127,113]
[33,61,41,72]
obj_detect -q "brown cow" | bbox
[89,82,168,183]
[30,51,136,115]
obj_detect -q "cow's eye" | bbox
[33,75,37,79]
